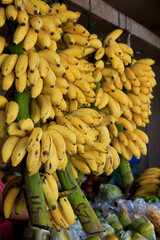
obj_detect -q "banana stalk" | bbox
[57,155,104,234]
[118,155,134,193]
[7,21,52,230]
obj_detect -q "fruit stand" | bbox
[0,0,160,239]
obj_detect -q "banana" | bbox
[30,75,43,99]
[26,127,43,152]
[38,56,49,79]
[1,71,15,91]
[108,145,120,169]
[134,128,149,144]
[97,91,109,109]
[33,0,51,14]
[28,52,40,73]
[6,4,18,21]
[45,141,59,174]
[36,94,52,121]
[37,29,51,49]
[70,162,78,179]
[108,123,118,138]
[29,99,41,124]
[11,136,29,166]
[70,155,91,174]
[5,101,19,125]
[58,52,78,65]
[118,131,128,146]
[26,142,41,172]
[111,137,122,154]
[0,7,6,28]
[48,124,76,145]
[65,140,77,156]
[124,129,137,142]
[17,9,28,26]
[23,27,37,51]
[109,89,128,106]
[117,117,134,131]
[14,0,27,10]
[40,131,52,163]
[103,29,123,45]
[42,85,63,107]
[44,68,56,87]
[59,196,75,225]
[50,204,69,229]
[95,47,105,60]
[29,15,42,33]
[108,38,123,57]
[43,173,59,200]
[3,185,21,219]
[1,54,18,77]
[128,138,141,159]
[15,71,27,93]
[135,135,147,155]
[15,190,26,215]
[1,136,20,163]
[25,0,39,15]
[70,109,94,126]
[48,128,66,161]
[27,67,40,86]
[117,43,134,55]
[17,118,34,131]
[15,54,28,79]
[6,122,26,137]
[42,177,57,211]
[13,23,29,45]
[137,178,160,186]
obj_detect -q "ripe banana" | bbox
[59,197,76,225]
[5,101,19,125]
[26,127,43,152]
[1,136,20,163]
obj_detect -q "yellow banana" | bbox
[70,156,91,175]
[43,173,59,200]
[28,52,40,73]
[30,75,43,99]
[0,110,6,138]
[1,71,15,91]
[5,101,19,125]
[37,29,51,49]
[0,36,6,54]
[17,118,34,131]
[25,0,39,15]
[38,56,49,79]
[0,95,8,109]
[103,29,123,45]
[26,127,43,152]
[15,53,28,79]
[13,23,29,45]
[1,136,20,163]
[118,131,128,146]
[0,7,6,28]
[6,122,26,137]
[29,15,43,33]
[17,9,28,26]
[59,196,75,225]
[42,177,57,211]
[11,136,29,166]
[134,129,149,144]
[23,27,37,51]
[1,54,18,77]
[6,4,18,21]
[45,141,59,174]
[29,99,41,124]
[117,117,134,131]
[40,131,53,163]
[3,185,21,219]
[36,94,52,121]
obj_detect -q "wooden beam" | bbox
[67,0,160,49]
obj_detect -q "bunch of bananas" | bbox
[134,168,160,198]
[2,173,76,230]
[0,0,157,229]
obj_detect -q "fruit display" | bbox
[134,168,160,198]
[0,0,158,237]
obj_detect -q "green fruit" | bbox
[131,217,146,232]
[85,236,101,240]
[143,195,151,202]
[149,196,159,203]
[119,231,132,240]
[105,227,115,235]
[119,215,131,230]
[111,221,123,233]
[132,233,145,240]
[139,222,154,235]
[105,214,118,224]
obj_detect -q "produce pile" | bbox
[0,0,157,234]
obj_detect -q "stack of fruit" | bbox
[0,0,157,232]
[134,168,160,198]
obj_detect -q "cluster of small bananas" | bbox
[134,167,160,198]
[2,174,76,230]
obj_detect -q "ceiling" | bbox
[103,0,160,36]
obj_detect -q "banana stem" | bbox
[57,155,104,234]
[7,21,52,230]
[118,155,134,193]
